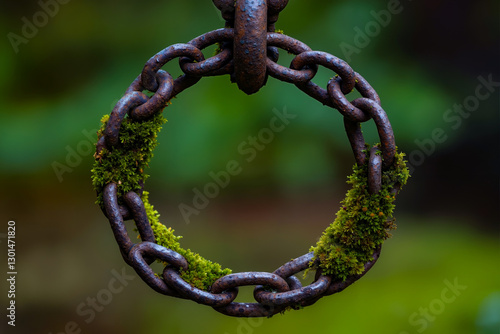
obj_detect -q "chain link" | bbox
[95,1,402,317]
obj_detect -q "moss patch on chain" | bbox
[309,149,410,281]
[91,113,166,207]
[91,114,231,291]
[142,191,232,290]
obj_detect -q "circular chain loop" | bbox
[95,4,405,316]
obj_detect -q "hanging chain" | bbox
[95,0,402,317]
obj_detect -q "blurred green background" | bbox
[0,0,498,333]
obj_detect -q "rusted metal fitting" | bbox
[233,0,268,94]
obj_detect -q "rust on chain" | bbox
[351,98,396,168]
[123,191,156,244]
[234,0,268,94]
[291,51,356,95]
[163,268,238,307]
[104,92,149,147]
[254,275,331,306]
[130,70,174,121]
[368,146,383,194]
[328,74,374,123]
[214,301,285,317]
[266,33,317,83]
[141,44,205,92]
[211,272,290,294]
[128,242,187,296]
[94,0,405,318]
[181,28,235,77]
[103,183,134,256]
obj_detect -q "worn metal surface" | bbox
[234,0,268,94]
[368,147,383,194]
[96,0,402,317]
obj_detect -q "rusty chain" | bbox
[95,0,402,317]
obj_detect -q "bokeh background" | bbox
[1,0,499,333]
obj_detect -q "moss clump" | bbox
[142,191,232,291]
[309,147,410,281]
[91,113,166,207]
[92,113,231,291]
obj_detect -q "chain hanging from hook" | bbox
[92,0,409,317]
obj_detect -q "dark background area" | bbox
[0,1,498,333]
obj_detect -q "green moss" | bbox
[91,113,166,208]
[213,42,223,56]
[309,147,410,281]
[91,111,408,291]
[91,113,231,291]
[142,191,232,291]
